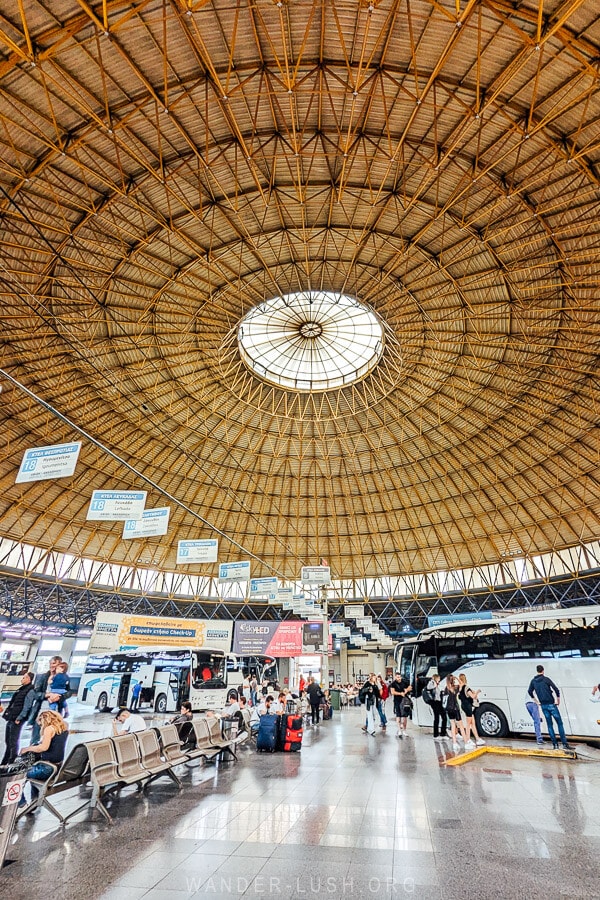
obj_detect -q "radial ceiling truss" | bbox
[0,0,599,584]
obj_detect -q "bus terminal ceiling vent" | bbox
[237,290,385,392]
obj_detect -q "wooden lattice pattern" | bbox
[0,0,599,581]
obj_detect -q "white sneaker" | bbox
[457,734,465,742]
[452,743,460,751]
[465,740,475,750]
[476,738,485,746]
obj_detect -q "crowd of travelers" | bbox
[0,655,583,813]
[352,664,578,753]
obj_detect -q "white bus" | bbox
[229,655,279,687]
[394,605,600,740]
[78,646,243,713]
[0,659,35,699]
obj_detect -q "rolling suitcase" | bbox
[256,713,279,752]
[282,714,303,752]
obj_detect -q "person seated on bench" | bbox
[112,708,146,735]
[169,701,194,725]
[221,691,244,733]
[223,690,240,714]
[239,696,259,735]
[18,710,69,808]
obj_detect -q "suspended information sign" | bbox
[16,442,81,483]
[300,565,330,585]
[268,586,294,605]
[177,539,218,564]
[250,576,278,596]
[123,507,170,539]
[344,605,364,618]
[86,490,147,521]
[219,561,251,583]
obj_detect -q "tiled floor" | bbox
[2,705,600,899]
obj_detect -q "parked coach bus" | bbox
[394,605,600,741]
[78,646,243,713]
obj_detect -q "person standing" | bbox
[130,680,143,711]
[426,673,447,741]
[457,673,485,749]
[528,665,572,750]
[389,671,412,739]
[28,656,72,744]
[1,671,34,764]
[46,662,70,715]
[305,676,324,725]
[442,675,466,751]
[359,674,381,736]
[376,675,389,731]
[525,689,545,745]
[250,675,258,707]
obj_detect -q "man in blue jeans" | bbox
[528,665,572,750]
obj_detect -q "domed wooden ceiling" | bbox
[0,0,599,582]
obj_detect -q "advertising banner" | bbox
[86,490,147,521]
[16,442,81,483]
[233,621,331,657]
[177,539,218,564]
[219,561,251,583]
[88,611,233,654]
[427,611,493,628]
[123,507,170,539]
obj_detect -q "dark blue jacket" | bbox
[528,674,560,705]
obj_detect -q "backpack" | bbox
[358,683,371,704]
[421,681,435,706]
[380,683,389,701]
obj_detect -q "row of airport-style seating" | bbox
[18,716,245,825]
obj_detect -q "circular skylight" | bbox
[237,290,385,391]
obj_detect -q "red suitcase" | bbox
[283,714,303,752]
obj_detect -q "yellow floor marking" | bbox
[445,745,577,766]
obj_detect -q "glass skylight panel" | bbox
[238,290,384,391]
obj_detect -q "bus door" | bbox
[117,674,132,708]
[129,663,155,708]
[400,643,430,727]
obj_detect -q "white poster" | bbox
[250,576,278,596]
[218,561,251,583]
[123,507,170,539]
[177,539,218,564]
[86,490,147,521]
[16,442,81,483]
[300,565,331,585]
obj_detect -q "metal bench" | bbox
[17,743,91,823]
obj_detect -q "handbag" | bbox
[17,751,37,768]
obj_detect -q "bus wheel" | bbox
[96,692,108,713]
[476,703,509,738]
[155,693,167,714]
